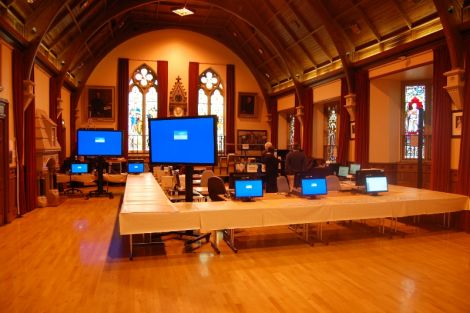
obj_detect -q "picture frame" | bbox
[350,122,356,139]
[238,92,258,118]
[86,86,115,120]
[452,111,463,137]
[237,130,267,151]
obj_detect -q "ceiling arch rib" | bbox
[284,1,332,64]
[432,0,463,68]
[57,0,291,92]
[22,1,68,79]
[306,0,354,93]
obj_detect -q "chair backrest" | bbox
[161,175,175,190]
[277,176,290,194]
[326,175,341,191]
[208,176,227,201]
[200,170,215,187]
[179,174,186,189]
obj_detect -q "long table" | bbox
[120,173,469,256]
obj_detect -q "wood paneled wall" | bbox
[8,167,17,223]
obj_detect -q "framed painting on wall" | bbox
[237,130,267,151]
[238,93,258,118]
[452,111,463,137]
[350,122,356,139]
[86,86,115,120]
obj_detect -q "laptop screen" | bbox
[70,163,88,174]
[301,178,327,197]
[128,163,144,174]
[234,179,263,199]
[338,166,349,177]
[365,176,388,194]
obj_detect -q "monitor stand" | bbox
[241,197,255,202]
[86,156,113,199]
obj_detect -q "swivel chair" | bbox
[326,175,341,191]
[276,176,290,195]
[207,176,237,252]
[200,170,215,187]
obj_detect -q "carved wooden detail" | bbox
[169,76,188,117]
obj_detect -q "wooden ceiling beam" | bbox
[264,0,316,70]
[285,1,332,62]
[306,0,354,93]
[390,0,413,29]
[432,0,463,68]
[351,1,381,41]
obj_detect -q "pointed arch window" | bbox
[325,104,338,162]
[197,69,224,152]
[288,113,295,148]
[128,64,158,153]
[402,82,431,160]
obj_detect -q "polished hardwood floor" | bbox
[1,186,470,313]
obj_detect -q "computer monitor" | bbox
[301,177,327,199]
[148,115,217,166]
[337,166,349,178]
[365,176,388,195]
[234,179,263,202]
[349,163,361,175]
[127,162,144,174]
[70,163,88,174]
[77,129,123,157]
[355,169,385,186]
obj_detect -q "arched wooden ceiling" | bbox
[1,0,469,96]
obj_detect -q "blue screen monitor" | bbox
[128,163,144,174]
[301,177,327,198]
[149,116,217,166]
[234,179,263,201]
[70,163,88,174]
[77,129,123,157]
[338,166,349,178]
[349,163,361,175]
[365,176,388,195]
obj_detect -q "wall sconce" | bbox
[444,69,464,110]
[57,98,63,119]
[23,80,35,112]
[344,93,356,121]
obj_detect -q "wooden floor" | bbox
[1,186,470,313]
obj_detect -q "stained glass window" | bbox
[326,105,337,162]
[403,84,426,159]
[288,114,295,148]
[128,64,158,153]
[198,69,224,153]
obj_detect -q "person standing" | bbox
[263,146,279,193]
[285,143,307,188]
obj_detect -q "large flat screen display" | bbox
[149,116,217,165]
[301,178,328,197]
[77,129,123,157]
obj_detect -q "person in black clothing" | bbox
[263,146,279,193]
[285,143,307,188]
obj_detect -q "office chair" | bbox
[207,176,237,252]
[276,176,290,195]
[208,176,228,201]
[200,170,215,187]
[326,175,341,191]
[63,172,83,195]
